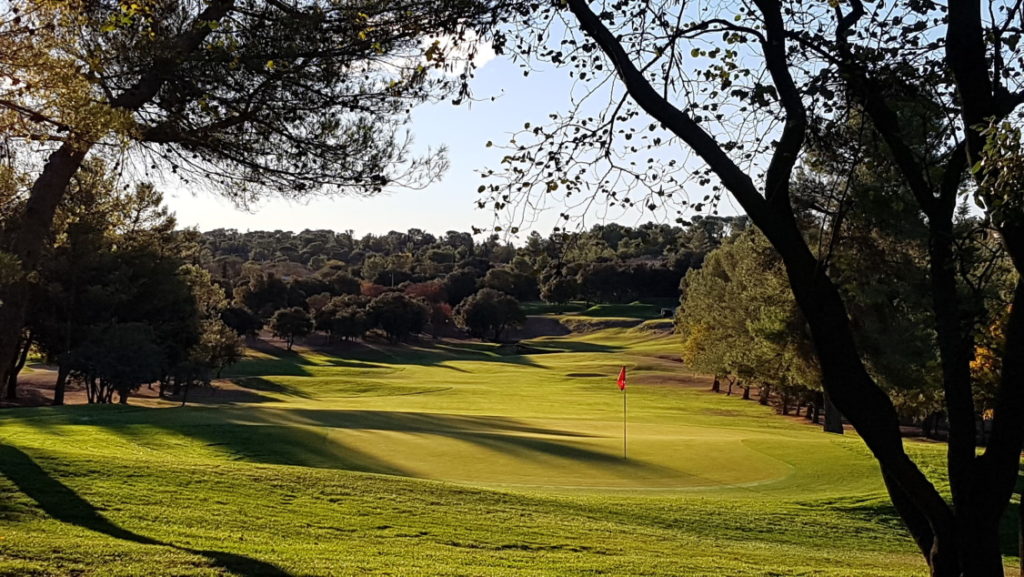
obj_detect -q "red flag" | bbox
[617,366,627,391]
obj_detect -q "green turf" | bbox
[0,323,1017,576]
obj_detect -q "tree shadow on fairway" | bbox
[93,408,675,481]
[519,339,624,354]
[0,444,293,577]
[230,377,313,399]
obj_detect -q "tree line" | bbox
[1,158,742,403]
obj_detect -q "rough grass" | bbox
[0,319,1018,576]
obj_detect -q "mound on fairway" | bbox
[1,325,1011,576]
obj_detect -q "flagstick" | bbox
[623,386,627,461]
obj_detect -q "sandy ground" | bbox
[0,363,258,409]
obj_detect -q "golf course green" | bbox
[0,317,1015,576]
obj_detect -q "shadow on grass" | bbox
[0,444,292,576]
[230,377,313,400]
[73,407,671,478]
[224,337,564,379]
[520,340,624,354]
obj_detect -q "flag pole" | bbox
[616,365,627,460]
[623,385,627,460]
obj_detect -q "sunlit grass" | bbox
[0,308,1012,576]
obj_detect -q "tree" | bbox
[366,292,429,342]
[317,295,370,341]
[539,266,579,304]
[443,267,481,306]
[192,319,243,379]
[221,306,263,338]
[0,0,502,390]
[269,307,313,351]
[454,288,525,341]
[677,229,826,425]
[491,1,1024,573]
[69,323,165,404]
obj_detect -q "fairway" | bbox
[0,321,1002,576]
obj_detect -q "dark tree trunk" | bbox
[741,384,751,401]
[1019,497,1023,577]
[823,391,844,435]
[758,383,771,406]
[118,389,128,404]
[711,375,721,393]
[181,381,191,407]
[52,362,70,406]
[5,332,31,401]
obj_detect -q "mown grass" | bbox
[0,317,1017,576]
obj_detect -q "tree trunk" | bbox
[711,375,721,393]
[0,144,90,391]
[52,362,70,406]
[181,381,191,407]
[1019,496,1023,577]
[118,389,128,404]
[742,384,751,400]
[5,332,31,401]
[823,391,844,435]
[758,383,771,406]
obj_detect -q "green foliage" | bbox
[318,295,371,341]
[191,319,243,379]
[69,323,165,404]
[366,292,429,342]
[269,307,313,350]
[454,288,525,341]
[677,229,816,408]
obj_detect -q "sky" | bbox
[165,53,576,237]
[164,46,741,238]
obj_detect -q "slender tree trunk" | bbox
[742,384,751,400]
[118,389,128,404]
[181,381,190,407]
[5,332,31,401]
[1019,496,1023,577]
[52,362,70,406]
[758,383,771,406]
[711,375,720,393]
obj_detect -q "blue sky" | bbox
[165,44,745,237]
[166,55,576,236]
